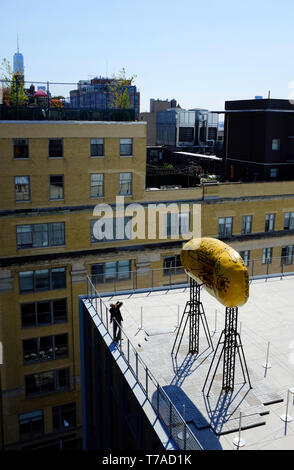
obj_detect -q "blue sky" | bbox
[1,0,294,112]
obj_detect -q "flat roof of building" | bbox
[101,275,294,450]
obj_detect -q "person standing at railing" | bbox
[109,301,123,343]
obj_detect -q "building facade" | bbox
[156,108,219,152]
[69,78,140,120]
[0,117,294,449]
[140,98,178,146]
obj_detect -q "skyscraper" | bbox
[13,36,24,76]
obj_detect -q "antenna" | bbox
[17,33,19,53]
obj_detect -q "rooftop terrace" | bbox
[85,274,294,450]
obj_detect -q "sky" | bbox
[1,0,294,113]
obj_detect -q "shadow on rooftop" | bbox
[152,385,222,450]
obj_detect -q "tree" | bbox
[0,58,28,106]
[107,68,137,109]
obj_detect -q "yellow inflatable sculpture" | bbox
[181,237,249,307]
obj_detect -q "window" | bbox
[16,222,65,249]
[19,410,44,441]
[241,215,252,235]
[52,403,76,432]
[21,299,67,328]
[165,212,190,238]
[13,139,29,158]
[23,334,68,364]
[90,217,131,243]
[272,139,280,151]
[265,213,275,232]
[90,174,104,198]
[281,245,294,265]
[91,260,131,283]
[284,212,294,230]
[25,368,70,397]
[120,138,132,156]
[262,247,273,264]
[119,172,132,195]
[15,176,30,201]
[163,255,184,276]
[90,138,104,157]
[218,217,233,238]
[49,139,63,158]
[270,168,278,178]
[49,175,64,200]
[240,250,250,267]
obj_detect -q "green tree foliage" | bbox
[0,58,28,106]
[108,68,136,109]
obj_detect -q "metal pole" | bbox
[233,411,246,447]
[262,342,271,369]
[280,389,293,422]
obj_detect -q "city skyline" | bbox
[1,0,294,112]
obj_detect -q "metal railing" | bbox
[0,104,135,121]
[86,276,203,451]
[89,256,294,295]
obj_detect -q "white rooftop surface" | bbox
[102,275,294,451]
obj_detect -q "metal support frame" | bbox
[171,279,213,357]
[203,307,252,396]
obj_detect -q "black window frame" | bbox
[281,245,294,266]
[90,138,104,157]
[48,139,63,158]
[240,250,250,267]
[90,260,131,283]
[23,333,69,364]
[90,173,104,198]
[119,138,133,157]
[163,255,184,276]
[52,402,76,433]
[90,217,131,243]
[119,172,132,196]
[218,217,233,238]
[262,247,273,264]
[49,175,64,200]
[16,222,65,249]
[19,410,44,442]
[21,298,68,329]
[25,368,70,398]
[284,212,294,230]
[241,215,252,235]
[13,139,29,159]
[19,267,66,294]
[14,175,30,202]
[265,213,275,233]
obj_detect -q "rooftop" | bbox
[91,275,294,450]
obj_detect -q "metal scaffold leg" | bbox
[171,279,213,358]
[202,307,252,396]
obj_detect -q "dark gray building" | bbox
[223,98,294,181]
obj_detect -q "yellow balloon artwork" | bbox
[181,237,249,308]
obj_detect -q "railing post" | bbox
[184,423,187,450]
[169,401,173,437]
[146,368,148,399]
[157,383,160,414]
[136,352,138,379]
[127,338,130,363]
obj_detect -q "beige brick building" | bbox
[0,119,294,449]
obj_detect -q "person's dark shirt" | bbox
[110,306,123,323]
